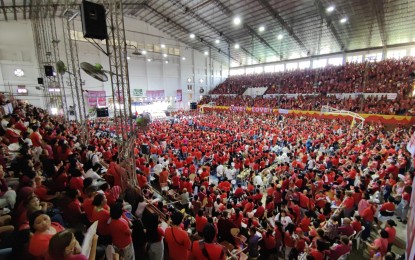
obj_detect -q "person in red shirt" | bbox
[351,215,363,233]
[91,193,110,237]
[108,202,134,259]
[385,219,397,251]
[261,229,276,258]
[361,200,377,241]
[190,224,226,260]
[159,168,169,188]
[341,191,355,218]
[254,202,265,219]
[165,212,191,260]
[196,210,208,235]
[234,184,245,198]
[325,236,351,260]
[137,172,148,189]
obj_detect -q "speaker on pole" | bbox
[190,102,197,110]
[44,65,54,77]
[37,78,44,85]
[81,0,108,40]
[96,107,109,117]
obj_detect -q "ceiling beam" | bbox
[371,0,386,46]
[169,0,259,61]
[23,0,26,19]
[211,0,281,58]
[144,4,240,64]
[12,0,17,20]
[313,0,345,51]
[0,0,8,21]
[256,0,308,53]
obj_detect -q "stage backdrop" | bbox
[87,91,106,107]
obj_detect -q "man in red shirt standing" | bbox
[165,212,191,260]
[108,203,134,259]
[195,210,208,235]
[190,224,226,260]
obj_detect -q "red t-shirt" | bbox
[82,198,94,222]
[108,218,132,249]
[196,215,208,233]
[165,227,191,260]
[91,208,110,236]
[191,241,225,260]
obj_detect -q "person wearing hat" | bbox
[28,210,65,258]
[384,219,397,251]
[190,224,226,260]
[164,211,191,260]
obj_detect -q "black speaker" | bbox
[141,144,149,155]
[44,65,54,77]
[190,102,197,110]
[96,107,109,117]
[69,110,75,116]
[37,78,44,85]
[81,0,108,40]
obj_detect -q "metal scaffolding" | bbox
[104,0,136,187]
[31,0,64,115]
[61,7,88,144]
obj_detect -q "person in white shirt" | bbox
[216,164,224,180]
[253,173,263,188]
[274,210,293,230]
[225,165,236,181]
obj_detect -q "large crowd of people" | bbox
[0,94,411,260]
[204,57,415,116]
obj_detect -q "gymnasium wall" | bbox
[0,18,229,112]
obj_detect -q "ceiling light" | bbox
[127,56,131,60]
[14,68,24,77]
[165,60,169,64]
[204,51,209,56]
[163,53,167,57]
[190,33,195,39]
[258,26,265,32]
[147,58,151,62]
[234,43,240,49]
[233,16,241,25]
[340,17,348,23]
[277,34,283,40]
[215,39,220,44]
[182,57,186,60]
[161,44,166,48]
[326,5,335,13]
[142,50,147,55]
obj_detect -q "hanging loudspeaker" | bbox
[44,65,54,77]
[37,78,44,85]
[81,0,108,40]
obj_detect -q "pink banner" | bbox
[176,89,182,102]
[87,91,106,107]
[252,107,273,114]
[230,105,246,112]
[146,90,165,99]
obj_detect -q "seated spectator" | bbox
[190,224,226,260]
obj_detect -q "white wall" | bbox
[0,17,229,111]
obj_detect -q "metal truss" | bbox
[104,0,136,188]
[62,7,88,144]
[31,0,64,117]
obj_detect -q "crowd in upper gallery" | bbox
[199,57,415,115]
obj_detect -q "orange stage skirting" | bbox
[200,106,415,125]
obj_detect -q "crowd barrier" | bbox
[199,105,415,125]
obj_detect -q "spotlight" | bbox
[277,34,283,40]
[182,57,186,60]
[161,44,166,48]
[326,6,335,13]
[204,51,209,56]
[234,43,240,49]
[127,56,131,60]
[163,53,167,57]
[233,17,241,25]
[147,58,151,62]
[190,33,195,39]
[142,50,147,55]
[340,17,348,23]
[165,60,169,64]
[215,39,220,44]
[258,26,265,32]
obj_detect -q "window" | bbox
[411,48,415,57]
[230,69,245,76]
[387,50,407,59]
[298,61,310,69]
[254,66,263,74]
[275,64,285,72]
[328,57,343,66]
[245,67,255,74]
[264,65,274,73]
[346,55,363,63]
[365,53,382,62]
[312,59,327,69]
[286,62,298,70]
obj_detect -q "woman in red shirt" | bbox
[108,202,134,260]
[284,223,296,260]
[385,220,397,251]
[91,193,110,238]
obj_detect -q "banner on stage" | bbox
[146,90,165,99]
[176,89,182,102]
[252,107,272,114]
[230,105,246,112]
[87,91,106,107]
